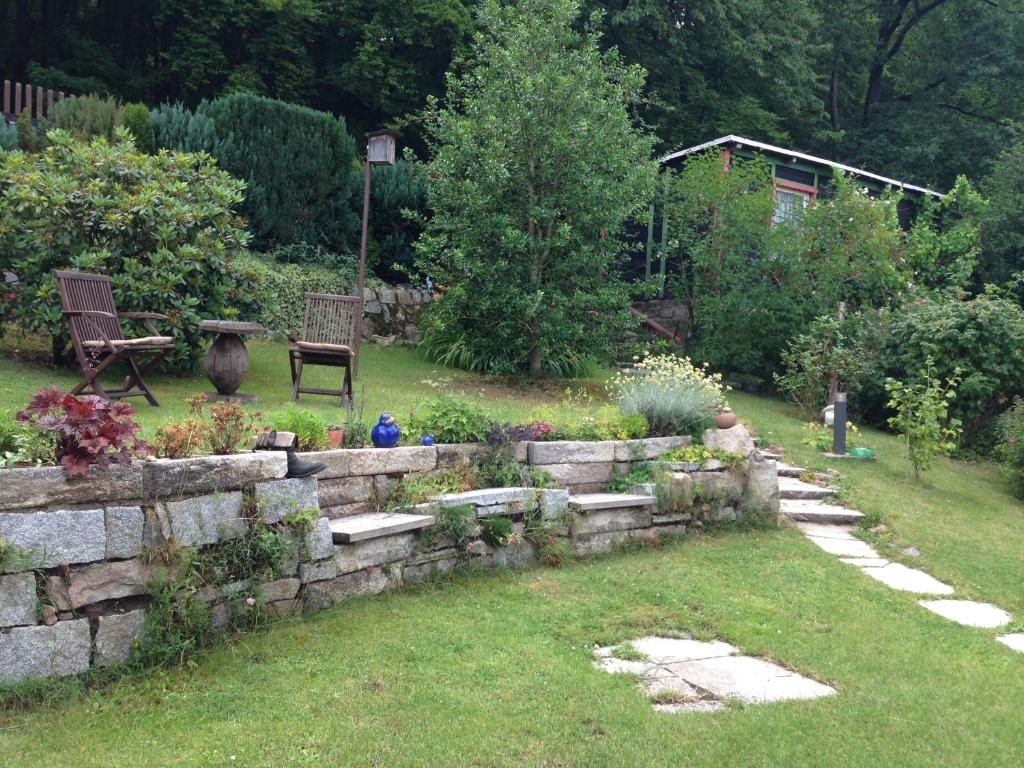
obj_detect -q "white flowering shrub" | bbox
[608,353,728,437]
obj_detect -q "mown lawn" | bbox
[1,346,1023,766]
[2,529,1022,767]
[0,337,605,439]
[731,391,1024,619]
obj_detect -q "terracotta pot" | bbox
[326,429,345,449]
[716,410,738,429]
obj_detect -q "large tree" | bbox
[416,0,658,377]
[584,0,825,153]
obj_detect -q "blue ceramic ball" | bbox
[420,434,435,446]
[371,413,401,448]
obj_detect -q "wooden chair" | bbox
[55,270,174,406]
[288,292,361,405]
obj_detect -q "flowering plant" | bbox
[608,353,728,437]
[17,387,148,477]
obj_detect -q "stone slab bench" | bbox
[568,493,657,511]
[329,512,435,544]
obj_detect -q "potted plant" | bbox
[326,424,345,448]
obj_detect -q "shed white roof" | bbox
[662,135,942,197]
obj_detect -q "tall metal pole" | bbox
[645,203,655,283]
[354,158,372,377]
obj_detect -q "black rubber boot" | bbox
[255,430,325,478]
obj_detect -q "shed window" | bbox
[772,188,809,225]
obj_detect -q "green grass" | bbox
[1,347,1023,765]
[0,337,604,439]
[2,531,1022,766]
[731,391,1024,617]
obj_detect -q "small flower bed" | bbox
[660,444,747,467]
[16,387,149,476]
[608,353,728,437]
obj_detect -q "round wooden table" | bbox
[199,320,265,403]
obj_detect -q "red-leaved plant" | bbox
[17,387,149,477]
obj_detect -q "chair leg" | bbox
[125,353,161,407]
[343,359,353,406]
[71,354,117,398]
[291,358,303,402]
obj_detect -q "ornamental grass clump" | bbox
[609,353,727,438]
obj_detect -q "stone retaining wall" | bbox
[0,430,777,686]
[360,286,433,345]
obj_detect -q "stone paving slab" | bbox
[630,636,737,663]
[782,499,864,524]
[996,634,1024,653]
[666,655,835,704]
[794,522,856,540]
[593,656,652,676]
[839,557,890,568]
[859,563,954,595]
[918,600,1011,628]
[776,463,809,478]
[593,638,834,710]
[804,534,879,559]
[779,477,838,500]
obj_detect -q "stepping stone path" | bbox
[918,600,1012,628]
[997,634,1024,652]
[859,563,954,595]
[773,454,1022,654]
[593,636,834,712]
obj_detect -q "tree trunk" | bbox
[828,53,841,132]
[528,336,543,378]
[51,334,67,366]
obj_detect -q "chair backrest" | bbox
[301,292,361,347]
[54,271,124,354]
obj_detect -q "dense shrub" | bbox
[16,110,37,152]
[233,251,363,334]
[416,0,657,377]
[774,315,877,420]
[152,93,360,252]
[47,93,122,141]
[0,129,253,368]
[994,398,1024,498]
[0,122,16,151]
[608,353,726,437]
[866,290,1024,448]
[120,102,154,153]
[368,159,427,283]
[671,156,910,379]
[407,396,491,444]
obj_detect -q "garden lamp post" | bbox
[355,128,399,375]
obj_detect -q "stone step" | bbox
[782,499,864,525]
[760,451,783,461]
[328,512,435,544]
[568,492,656,512]
[776,463,809,478]
[778,476,838,500]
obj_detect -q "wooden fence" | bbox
[2,80,67,123]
